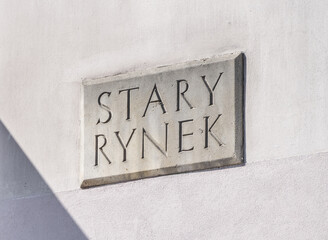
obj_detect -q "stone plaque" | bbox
[81,53,244,188]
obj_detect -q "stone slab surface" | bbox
[82,53,244,187]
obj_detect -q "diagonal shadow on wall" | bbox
[0,120,88,240]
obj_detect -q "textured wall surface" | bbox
[0,0,328,239]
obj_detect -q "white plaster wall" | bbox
[0,0,328,239]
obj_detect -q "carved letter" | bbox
[142,123,168,159]
[204,114,224,148]
[176,79,194,111]
[142,84,167,117]
[96,92,112,124]
[201,72,224,106]
[119,87,139,120]
[114,128,136,162]
[95,134,111,166]
[178,119,194,152]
